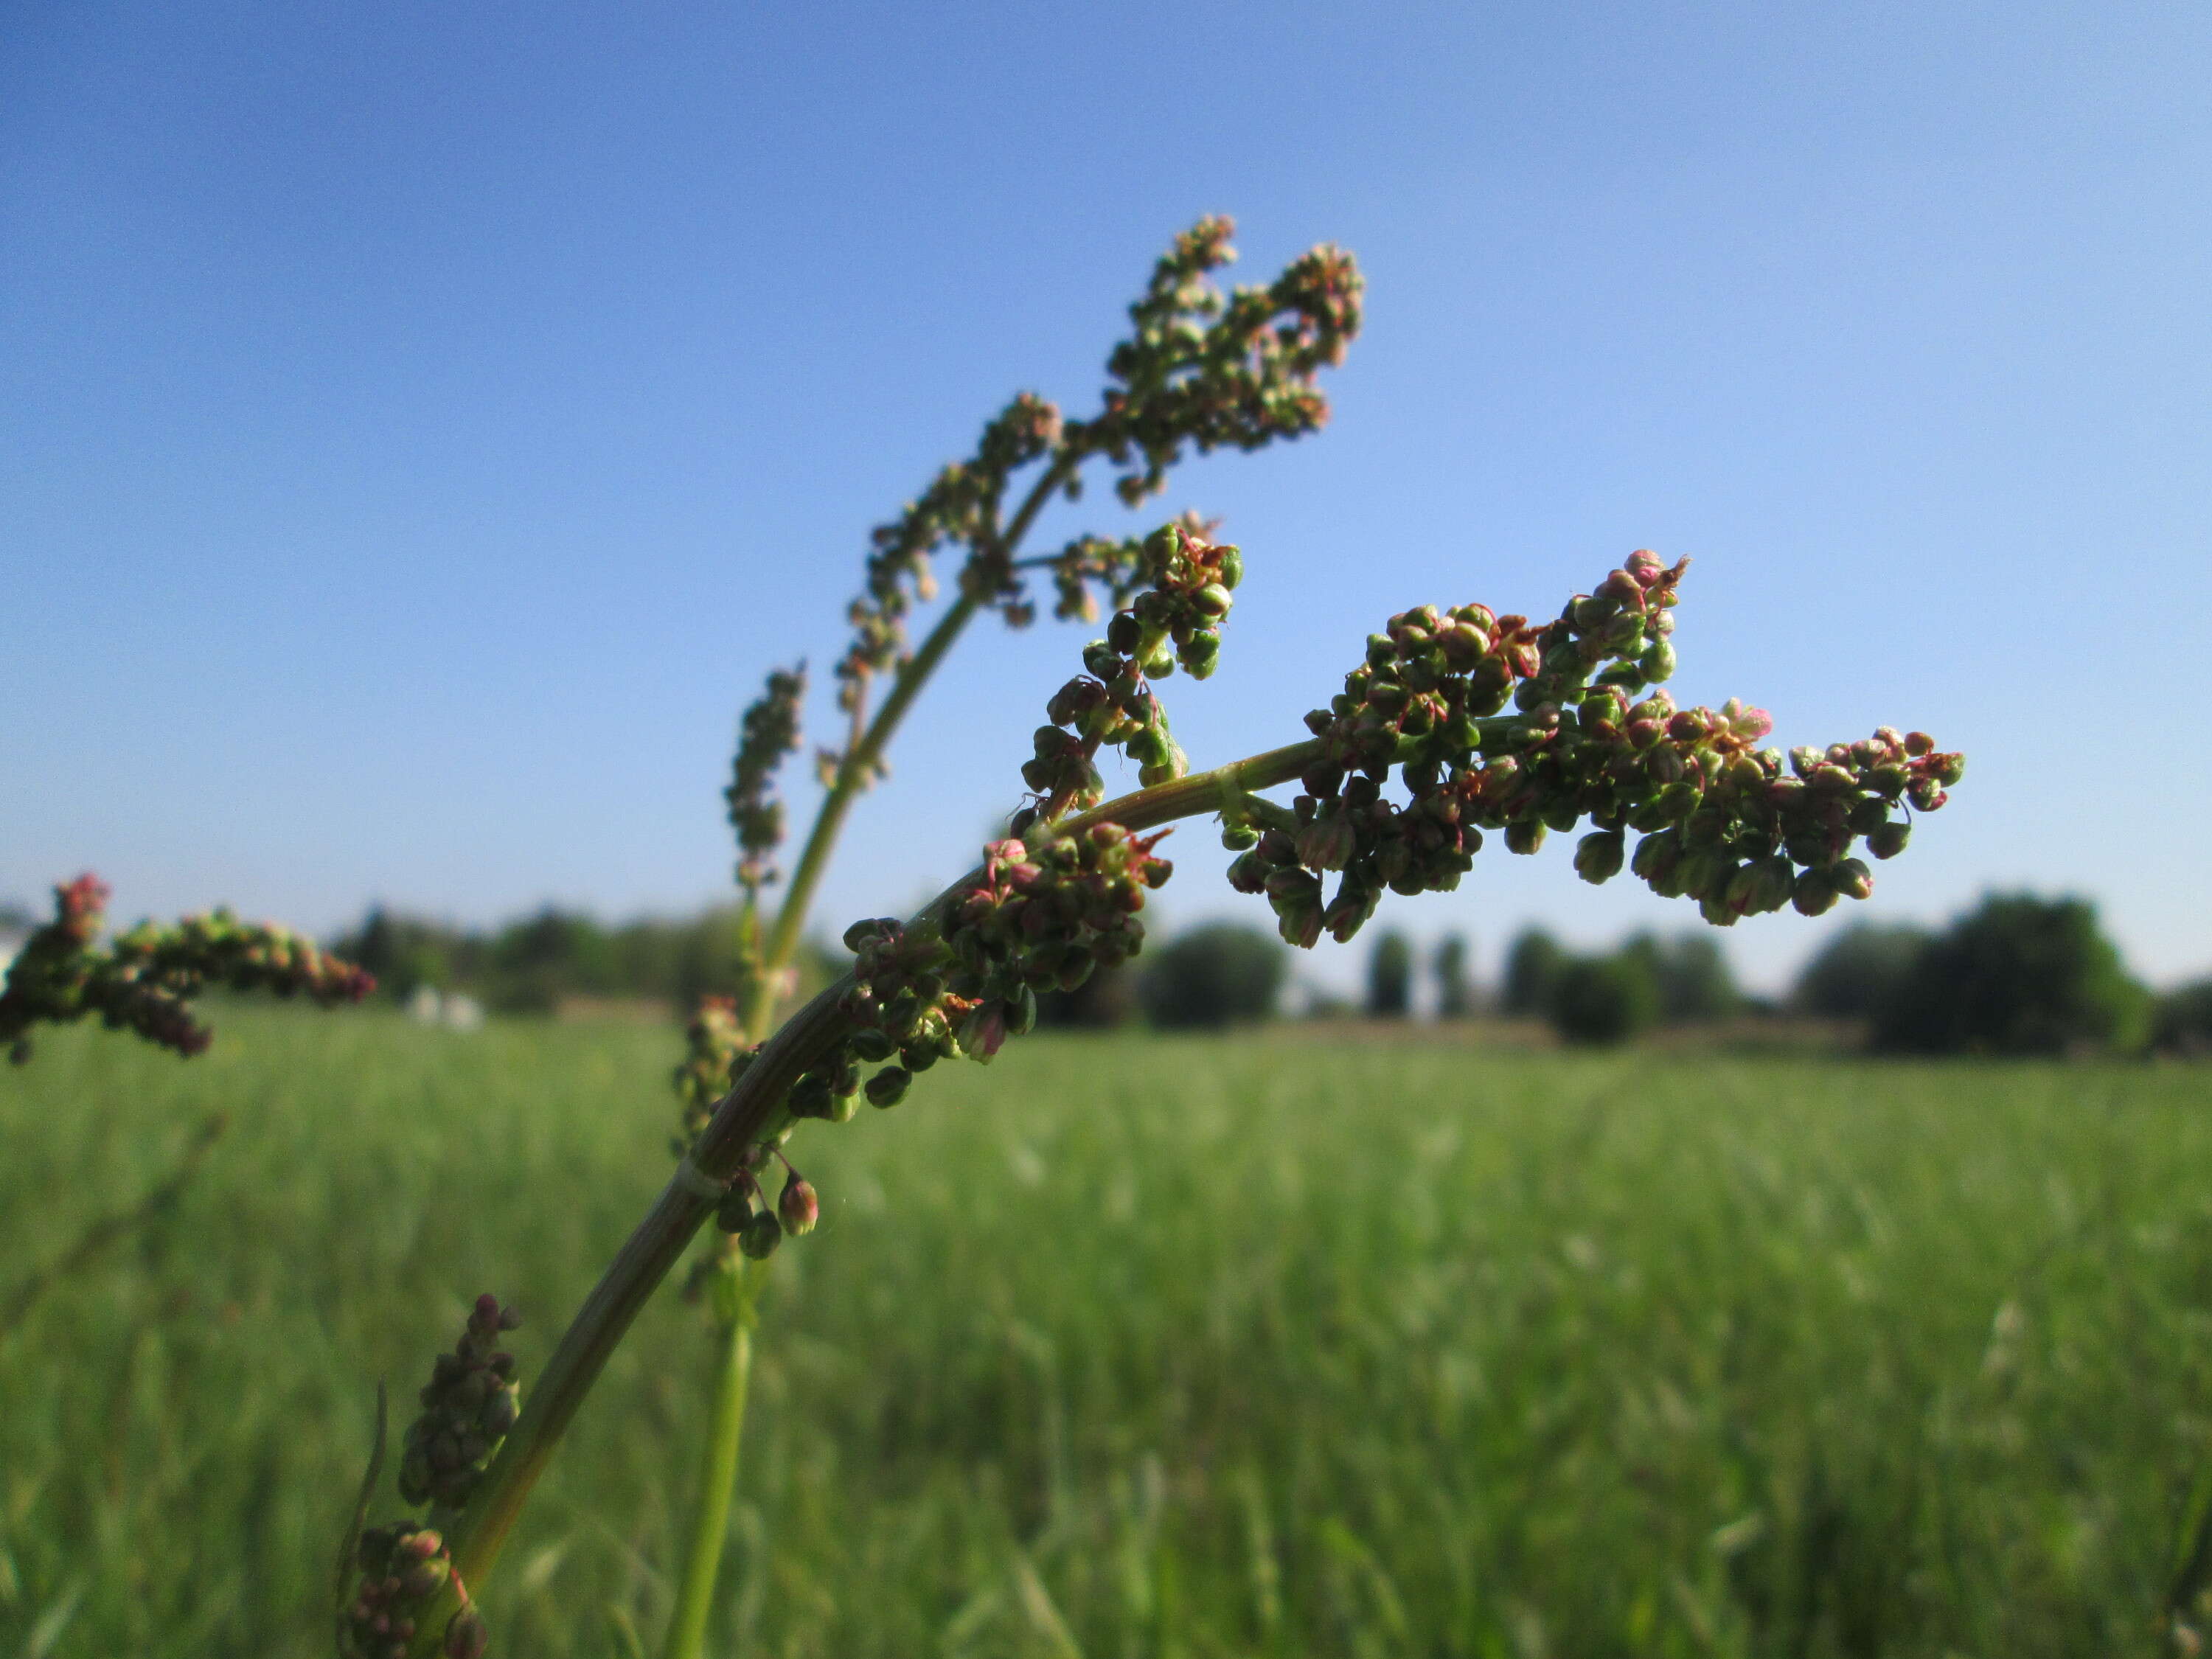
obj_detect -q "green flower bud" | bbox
[1791,868,1838,916]
[1573,830,1625,885]
[1865,820,1910,860]
[1638,640,1677,682]
[739,1211,783,1259]
[1503,820,1546,856]
[866,1065,912,1107]
[715,1186,756,1234]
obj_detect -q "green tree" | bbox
[2153,978,2212,1054]
[1622,931,1741,1023]
[1433,933,1474,1020]
[1036,961,1137,1028]
[1501,927,1566,1018]
[1140,923,1287,1029]
[1366,929,1413,1018]
[1548,951,1660,1046]
[1792,922,1928,1023]
[1874,893,2149,1055]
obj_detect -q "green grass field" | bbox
[4,1009,2210,1658]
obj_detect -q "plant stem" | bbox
[660,1266,758,1659]
[748,589,979,1032]
[403,738,1325,1655]
[746,456,1076,1034]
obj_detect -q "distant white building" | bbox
[407,985,484,1032]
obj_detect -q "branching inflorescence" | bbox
[0,873,373,1065]
[315,219,1961,1658]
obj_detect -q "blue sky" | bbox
[4,2,2208,995]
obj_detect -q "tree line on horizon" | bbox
[313,888,2211,1059]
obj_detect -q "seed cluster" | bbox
[821,220,1360,788]
[341,1521,484,1659]
[706,1155,819,1262]
[399,1295,524,1510]
[672,995,752,1155]
[937,823,1169,1056]
[833,392,1065,739]
[699,818,1172,1242]
[723,664,807,894]
[1024,523,1242,815]
[1229,551,1964,945]
[1065,215,1364,507]
[0,874,375,1063]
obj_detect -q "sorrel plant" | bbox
[1,218,1963,1658]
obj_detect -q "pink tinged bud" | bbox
[958,1002,1008,1062]
[1624,549,1665,587]
[778,1177,819,1236]
[1903,731,1935,757]
[1721,700,1773,742]
[1832,858,1874,901]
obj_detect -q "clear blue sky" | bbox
[5,3,2208,995]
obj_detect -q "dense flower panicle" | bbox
[714,819,1172,1205]
[671,996,754,1155]
[831,392,1065,740]
[1044,532,1150,625]
[724,664,807,893]
[340,1521,471,1659]
[1022,522,1242,817]
[822,220,1360,785]
[1228,550,1964,946]
[398,1295,524,1511]
[1065,215,1365,507]
[0,874,375,1064]
[934,822,1170,1057]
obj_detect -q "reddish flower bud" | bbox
[778,1176,819,1236]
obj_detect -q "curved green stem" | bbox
[660,1262,760,1659]
[405,737,1326,1655]
[746,454,1077,1034]
[749,590,980,1031]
